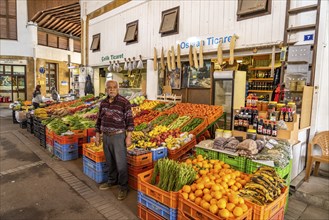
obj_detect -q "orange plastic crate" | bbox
[245,187,288,220]
[178,193,252,220]
[128,175,138,190]
[53,133,78,145]
[127,152,152,166]
[82,143,106,162]
[46,128,54,138]
[168,138,196,161]
[138,204,165,220]
[46,136,54,147]
[269,207,284,220]
[138,169,179,209]
[128,163,153,178]
[73,129,87,138]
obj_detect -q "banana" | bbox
[245,183,269,195]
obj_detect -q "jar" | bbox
[246,129,257,140]
[256,101,262,111]
[287,102,297,114]
[223,130,232,139]
[261,101,268,111]
[290,81,297,91]
[215,129,224,138]
[276,103,285,112]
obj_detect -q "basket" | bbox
[195,146,219,160]
[128,163,154,177]
[138,169,179,209]
[151,147,168,161]
[218,151,246,172]
[82,143,106,162]
[245,187,288,220]
[245,159,292,179]
[138,192,177,220]
[53,133,78,145]
[72,129,87,138]
[128,175,138,190]
[168,138,196,161]
[83,156,108,172]
[178,193,252,220]
[127,152,153,166]
[83,163,108,183]
[138,204,166,220]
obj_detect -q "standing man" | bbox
[95,80,134,200]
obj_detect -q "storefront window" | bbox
[5,66,11,74]
[45,62,57,93]
[187,61,211,88]
[0,64,26,102]
[13,66,25,75]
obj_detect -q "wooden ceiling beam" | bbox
[56,21,71,32]
[52,20,66,29]
[42,17,58,29]
[68,25,80,34]
[61,22,75,33]
[40,2,79,14]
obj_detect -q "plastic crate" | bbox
[46,128,54,138]
[82,143,106,162]
[245,187,288,220]
[128,175,138,190]
[205,107,223,125]
[46,136,54,147]
[128,163,153,177]
[78,137,88,146]
[138,192,177,220]
[168,138,197,161]
[54,144,78,161]
[53,133,78,145]
[46,143,54,154]
[151,147,168,161]
[73,129,87,138]
[40,137,46,148]
[219,151,246,172]
[83,163,108,183]
[138,204,166,220]
[87,128,96,137]
[178,193,252,220]
[83,156,108,172]
[54,142,78,152]
[138,169,179,209]
[195,146,218,159]
[245,159,292,179]
[269,207,284,220]
[127,152,153,166]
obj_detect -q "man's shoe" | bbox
[99,183,117,190]
[117,189,128,200]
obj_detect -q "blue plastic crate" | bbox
[137,192,177,220]
[54,145,78,161]
[83,163,108,183]
[151,147,168,161]
[54,141,78,152]
[83,156,109,172]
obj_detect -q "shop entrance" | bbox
[0,65,27,102]
[45,63,57,93]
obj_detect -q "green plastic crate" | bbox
[245,159,292,179]
[218,152,246,172]
[195,147,218,160]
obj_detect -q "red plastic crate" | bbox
[46,127,54,138]
[72,129,87,138]
[128,175,138,190]
[87,128,96,137]
[53,133,78,145]
[128,163,153,178]
[46,136,54,147]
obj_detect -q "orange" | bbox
[209,204,219,215]
[229,211,234,218]
[223,164,230,169]
[234,171,241,177]
[230,185,238,192]
[238,204,248,213]
[188,193,196,202]
[226,203,235,212]
[185,159,192,164]
[197,162,203,167]
[228,179,235,186]
[211,184,220,191]
[214,164,222,170]
[195,197,202,206]
[195,189,203,198]
[199,169,207,175]
[201,201,210,211]
[214,191,222,200]
[229,195,240,205]
[191,183,197,192]
[203,188,210,195]
[210,191,216,197]
[182,192,188,200]
[200,199,207,206]
[233,207,243,217]
[192,159,198,164]
[196,183,205,190]
[195,174,200,180]
[238,197,245,205]
[217,198,227,209]
[210,198,217,205]
[203,194,212,202]
[218,209,230,219]
[239,179,247,185]
[209,159,216,164]
[182,185,191,193]
[235,182,242,189]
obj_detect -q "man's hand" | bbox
[125,131,132,147]
[95,132,100,146]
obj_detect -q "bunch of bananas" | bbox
[239,166,286,205]
[85,142,103,152]
[149,125,169,137]
[136,140,157,149]
[132,131,145,142]
[139,101,160,110]
[34,108,48,119]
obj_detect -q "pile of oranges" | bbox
[181,155,251,218]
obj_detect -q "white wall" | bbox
[80,0,112,17]
[0,0,34,57]
[88,0,286,67]
[36,46,81,64]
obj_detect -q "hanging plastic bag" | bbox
[137,55,143,69]
[123,58,128,71]
[132,57,137,70]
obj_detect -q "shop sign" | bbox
[177,35,233,50]
[0,59,27,65]
[101,53,124,62]
[304,34,313,41]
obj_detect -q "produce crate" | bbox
[34,131,40,139]
[245,187,288,220]
[128,175,138,190]
[46,136,54,147]
[82,156,108,172]
[269,207,284,220]
[46,128,54,139]
[151,147,168,161]
[138,204,166,220]
[195,146,218,159]
[178,193,252,220]
[245,159,292,179]
[53,133,78,145]
[206,108,223,125]
[73,129,87,138]
[46,143,54,155]
[20,121,27,129]
[128,163,154,177]
[40,136,46,148]
[219,151,246,172]
[78,137,88,146]
[54,144,78,161]
[168,138,197,161]
[182,117,207,136]
[87,128,96,137]
[138,169,179,209]
[83,163,108,183]
[127,152,153,167]
[82,143,106,162]
[39,124,46,134]
[138,192,177,220]
[54,142,78,152]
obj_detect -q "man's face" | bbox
[106,82,118,98]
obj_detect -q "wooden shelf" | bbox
[248,90,273,93]
[249,67,272,71]
[249,78,274,81]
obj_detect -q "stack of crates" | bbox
[127,152,153,190]
[45,128,54,154]
[53,134,78,161]
[87,128,96,143]
[137,169,178,220]
[82,143,108,183]
[26,113,33,134]
[72,129,88,157]
[33,117,41,139]
[39,123,46,148]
